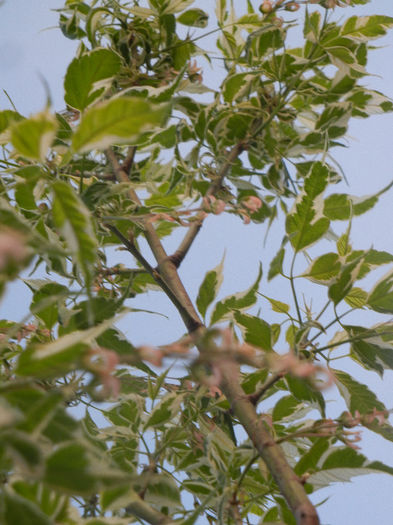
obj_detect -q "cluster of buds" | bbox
[187,59,203,84]
[259,1,300,14]
[0,323,50,344]
[260,0,351,14]
[266,351,334,387]
[341,408,388,428]
[239,195,263,224]
[202,195,227,215]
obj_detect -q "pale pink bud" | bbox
[0,229,28,270]
[242,196,263,213]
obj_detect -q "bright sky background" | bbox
[1,1,393,524]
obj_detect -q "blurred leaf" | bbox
[345,324,393,376]
[11,111,58,161]
[52,181,98,288]
[285,376,325,416]
[16,317,119,378]
[178,8,208,27]
[2,491,52,525]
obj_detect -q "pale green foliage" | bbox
[0,1,393,524]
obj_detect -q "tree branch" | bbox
[168,140,246,268]
[106,146,320,524]
[218,359,320,525]
[106,148,202,333]
[105,224,201,332]
[122,145,137,175]
[126,491,176,524]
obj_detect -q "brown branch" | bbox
[218,359,320,525]
[106,148,202,333]
[167,140,246,268]
[122,145,137,175]
[126,491,176,524]
[168,218,204,268]
[106,147,319,524]
[104,224,201,332]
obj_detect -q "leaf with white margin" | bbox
[72,97,169,153]
[11,110,58,161]
[64,48,122,111]
[52,181,98,288]
[196,254,225,320]
[210,264,262,324]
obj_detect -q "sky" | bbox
[1,1,393,524]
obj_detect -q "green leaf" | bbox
[45,443,97,494]
[272,395,302,422]
[286,162,330,251]
[234,312,271,351]
[210,264,262,324]
[222,73,255,103]
[304,253,341,284]
[344,324,393,376]
[342,15,393,41]
[196,255,225,319]
[64,48,122,111]
[0,109,24,135]
[307,446,393,490]
[328,255,364,305]
[333,369,386,414]
[144,393,183,428]
[344,287,367,308]
[323,181,393,220]
[268,246,285,281]
[52,181,98,288]
[177,8,208,27]
[285,376,325,416]
[30,282,68,329]
[368,270,393,313]
[11,111,58,161]
[2,491,52,525]
[72,97,169,153]
[265,296,290,314]
[315,103,351,136]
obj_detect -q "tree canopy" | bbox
[0,1,393,524]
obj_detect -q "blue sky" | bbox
[1,1,393,524]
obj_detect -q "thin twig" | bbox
[248,373,284,406]
[168,139,246,268]
[122,145,137,175]
[105,224,202,333]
